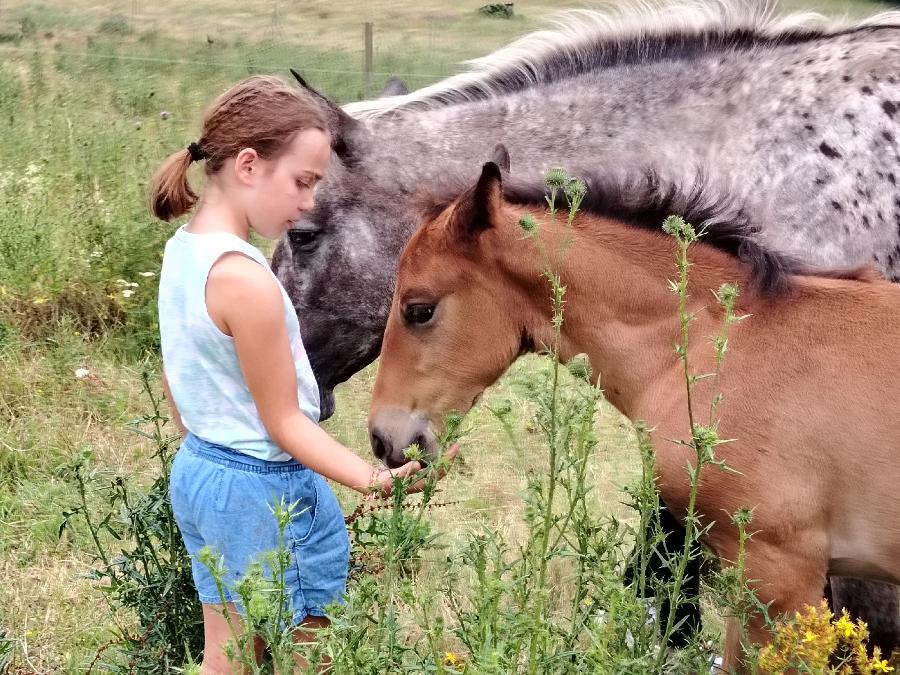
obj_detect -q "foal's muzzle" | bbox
[368,408,439,468]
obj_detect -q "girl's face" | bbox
[242,128,331,240]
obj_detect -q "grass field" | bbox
[0,0,893,671]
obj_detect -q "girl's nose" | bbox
[299,193,315,213]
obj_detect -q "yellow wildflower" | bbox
[834,612,856,639]
[443,651,458,665]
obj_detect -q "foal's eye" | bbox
[402,303,436,326]
[288,229,319,253]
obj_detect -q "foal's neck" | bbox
[506,209,751,418]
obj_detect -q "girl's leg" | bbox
[201,603,264,675]
[292,615,330,672]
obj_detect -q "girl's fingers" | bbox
[394,461,422,477]
[408,445,461,491]
[374,446,462,496]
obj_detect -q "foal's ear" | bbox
[449,162,503,242]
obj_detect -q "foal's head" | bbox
[368,161,530,467]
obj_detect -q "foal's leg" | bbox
[623,505,702,648]
[721,540,828,673]
[292,614,330,672]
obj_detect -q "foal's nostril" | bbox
[370,430,388,461]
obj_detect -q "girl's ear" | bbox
[233,147,260,186]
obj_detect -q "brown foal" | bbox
[368,162,900,669]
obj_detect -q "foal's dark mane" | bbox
[418,170,873,297]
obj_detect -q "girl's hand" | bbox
[369,444,460,498]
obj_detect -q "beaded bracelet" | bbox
[369,467,384,496]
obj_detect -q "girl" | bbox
[149,75,458,673]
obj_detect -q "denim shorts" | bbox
[169,433,350,623]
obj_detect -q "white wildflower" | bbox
[74,368,90,379]
[122,289,135,298]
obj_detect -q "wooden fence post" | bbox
[363,21,374,97]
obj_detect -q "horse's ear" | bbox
[491,144,510,172]
[290,68,367,164]
[449,162,503,242]
[381,76,409,96]
[289,68,312,90]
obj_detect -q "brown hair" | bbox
[149,75,329,221]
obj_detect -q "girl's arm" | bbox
[206,253,451,494]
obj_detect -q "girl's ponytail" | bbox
[149,147,198,222]
[148,75,327,222]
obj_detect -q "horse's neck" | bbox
[365,66,728,183]
[508,213,749,419]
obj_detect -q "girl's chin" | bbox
[251,224,290,241]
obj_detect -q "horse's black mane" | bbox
[512,170,800,296]
[420,169,870,296]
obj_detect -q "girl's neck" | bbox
[183,183,251,241]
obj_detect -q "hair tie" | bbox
[187,142,206,163]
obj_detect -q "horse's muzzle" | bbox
[318,387,336,421]
[368,408,438,468]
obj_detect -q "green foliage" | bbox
[97,15,132,37]
[478,4,516,19]
[58,371,203,672]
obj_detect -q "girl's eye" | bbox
[402,303,436,326]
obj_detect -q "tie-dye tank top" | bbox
[158,225,320,461]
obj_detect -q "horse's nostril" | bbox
[370,431,388,460]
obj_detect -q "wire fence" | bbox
[0,2,545,97]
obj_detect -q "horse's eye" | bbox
[288,229,320,252]
[403,303,435,326]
